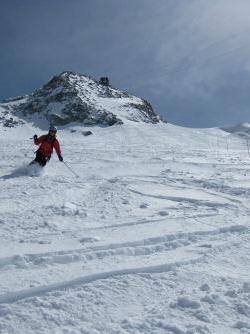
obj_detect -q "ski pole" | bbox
[63,161,80,178]
[247,138,250,158]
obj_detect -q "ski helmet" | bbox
[49,125,57,133]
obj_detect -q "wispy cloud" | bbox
[131,0,250,99]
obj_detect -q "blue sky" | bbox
[1,0,250,127]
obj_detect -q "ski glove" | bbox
[59,155,63,162]
[33,134,38,140]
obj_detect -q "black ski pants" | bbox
[30,151,50,167]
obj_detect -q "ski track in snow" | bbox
[0,123,250,334]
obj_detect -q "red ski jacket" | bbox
[34,135,62,158]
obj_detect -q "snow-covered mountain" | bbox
[222,122,250,137]
[0,71,160,128]
[0,76,249,333]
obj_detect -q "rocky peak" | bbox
[1,71,161,127]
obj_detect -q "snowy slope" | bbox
[0,121,249,334]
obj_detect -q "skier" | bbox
[30,125,63,167]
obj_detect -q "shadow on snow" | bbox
[0,164,44,179]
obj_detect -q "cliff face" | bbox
[0,71,160,127]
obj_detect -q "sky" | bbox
[1,0,250,127]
